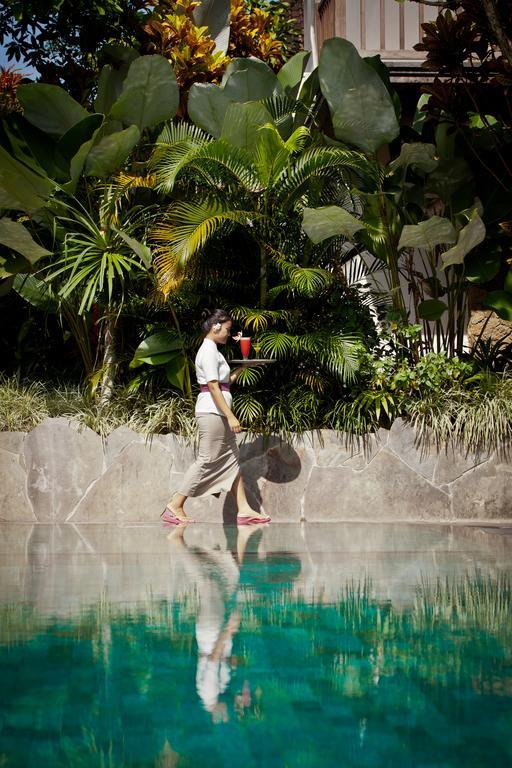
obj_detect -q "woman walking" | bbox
[161,308,271,526]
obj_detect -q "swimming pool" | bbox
[1,522,511,767]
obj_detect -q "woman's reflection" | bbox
[166,523,268,724]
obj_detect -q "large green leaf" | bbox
[364,54,401,121]
[222,57,282,101]
[427,122,474,206]
[296,67,319,111]
[63,122,105,192]
[17,84,89,138]
[0,252,30,278]
[94,64,127,115]
[441,210,486,268]
[398,217,456,251]
[56,114,104,167]
[221,102,272,152]
[165,351,187,391]
[192,0,231,54]
[84,125,141,177]
[130,331,183,368]
[465,247,502,284]
[277,51,311,99]
[3,116,57,179]
[418,299,448,321]
[110,55,179,130]
[188,82,232,137]
[302,206,364,244]
[484,291,512,321]
[0,218,52,264]
[13,273,59,313]
[389,143,438,174]
[0,145,56,212]
[319,38,399,153]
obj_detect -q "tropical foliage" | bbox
[0,0,511,446]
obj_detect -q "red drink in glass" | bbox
[240,337,251,359]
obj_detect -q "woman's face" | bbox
[214,320,232,345]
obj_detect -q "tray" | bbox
[229,359,276,366]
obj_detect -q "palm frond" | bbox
[295,331,362,383]
[113,172,158,191]
[157,122,210,146]
[185,140,263,193]
[233,391,265,424]
[152,201,260,293]
[284,126,311,155]
[234,366,265,386]
[149,123,210,194]
[271,250,333,297]
[229,305,295,333]
[258,330,296,358]
[275,148,375,211]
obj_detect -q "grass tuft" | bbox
[0,375,196,439]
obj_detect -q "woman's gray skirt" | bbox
[177,414,240,497]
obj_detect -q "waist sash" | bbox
[199,383,231,393]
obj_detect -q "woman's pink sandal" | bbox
[160,507,195,525]
[236,514,271,525]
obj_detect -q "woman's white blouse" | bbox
[195,337,232,416]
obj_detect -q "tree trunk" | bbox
[480,0,512,69]
[99,310,117,405]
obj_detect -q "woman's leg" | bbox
[230,473,269,521]
[166,491,188,516]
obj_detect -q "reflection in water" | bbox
[0,525,511,767]
[167,524,301,725]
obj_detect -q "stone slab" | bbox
[0,449,35,522]
[303,449,451,521]
[387,418,438,482]
[434,443,494,486]
[104,426,145,467]
[24,418,103,522]
[259,441,314,522]
[69,440,173,524]
[0,431,27,456]
[151,433,196,473]
[451,457,512,519]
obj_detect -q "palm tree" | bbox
[41,186,156,403]
[148,117,374,399]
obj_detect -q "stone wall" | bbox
[0,417,511,523]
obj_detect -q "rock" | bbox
[467,307,512,349]
[151,433,196,472]
[434,443,493,485]
[69,440,174,523]
[303,449,451,521]
[301,430,361,468]
[259,441,315,522]
[450,456,512,519]
[0,431,27,457]
[0,450,35,521]
[387,418,438,482]
[104,426,144,467]
[24,417,103,522]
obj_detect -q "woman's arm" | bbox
[229,366,245,385]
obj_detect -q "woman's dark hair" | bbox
[201,307,231,334]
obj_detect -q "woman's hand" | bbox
[228,414,242,434]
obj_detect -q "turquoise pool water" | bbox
[1,523,511,767]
